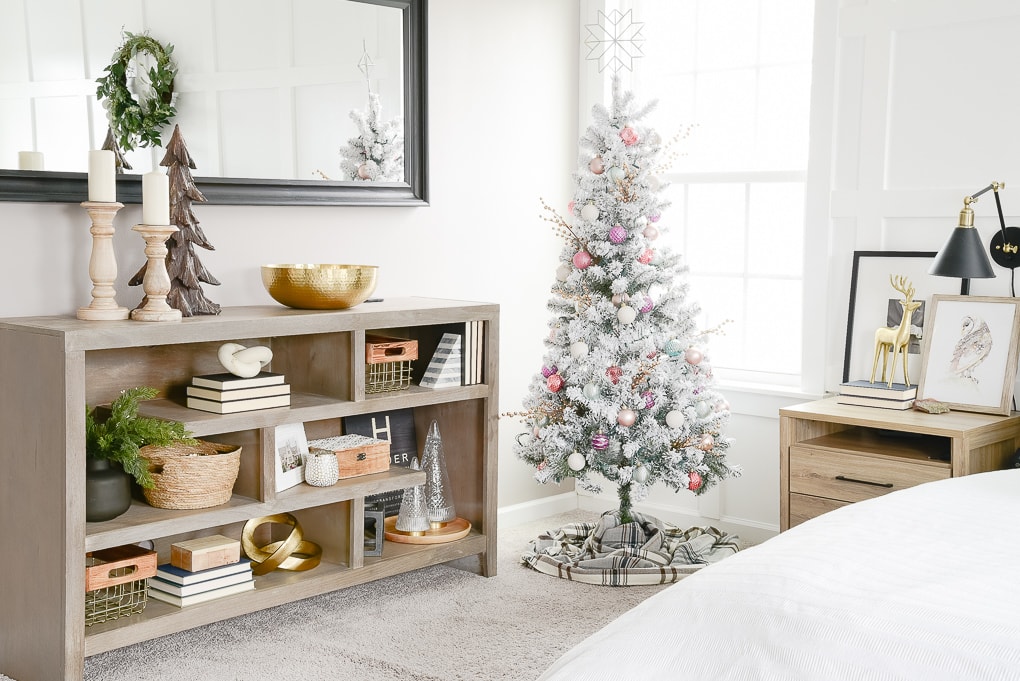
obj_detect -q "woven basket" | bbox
[141,440,241,510]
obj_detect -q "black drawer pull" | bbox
[834,475,894,488]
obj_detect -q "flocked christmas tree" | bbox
[512,76,740,524]
[130,124,221,316]
[337,42,402,182]
[338,91,403,182]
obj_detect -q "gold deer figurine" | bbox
[871,275,922,388]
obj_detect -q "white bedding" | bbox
[538,469,1020,681]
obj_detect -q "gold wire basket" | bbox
[366,360,413,393]
[84,544,157,627]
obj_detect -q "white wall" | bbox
[0,0,579,513]
[822,1,1020,394]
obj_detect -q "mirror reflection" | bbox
[0,0,405,184]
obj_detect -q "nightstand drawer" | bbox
[790,446,950,504]
[789,493,849,527]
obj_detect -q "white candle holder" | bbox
[77,201,129,321]
[130,224,182,322]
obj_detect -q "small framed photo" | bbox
[274,422,309,491]
[916,295,1020,415]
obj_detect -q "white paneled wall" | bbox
[823,0,1020,393]
[0,0,402,180]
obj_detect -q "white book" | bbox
[155,558,253,586]
[187,394,291,413]
[147,578,255,607]
[147,569,253,597]
[186,383,291,402]
[191,372,286,390]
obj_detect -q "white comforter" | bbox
[538,469,1020,681]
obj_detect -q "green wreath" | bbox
[96,31,178,152]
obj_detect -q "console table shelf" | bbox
[0,297,499,681]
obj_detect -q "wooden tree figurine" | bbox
[130,124,221,316]
[100,127,132,173]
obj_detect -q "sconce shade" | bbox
[929,226,995,280]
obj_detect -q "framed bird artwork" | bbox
[916,295,1020,415]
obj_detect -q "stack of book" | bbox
[836,380,917,410]
[147,558,254,607]
[186,371,291,414]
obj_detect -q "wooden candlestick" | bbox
[130,224,182,322]
[77,201,129,321]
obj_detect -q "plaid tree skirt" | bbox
[521,511,740,586]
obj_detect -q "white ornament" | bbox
[607,166,625,182]
[570,341,589,359]
[583,383,600,400]
[556,263,571,282]
[218,343,273,378]
[567,451,586,471]
[617,305,637,324]
[633,464,649,483]
[648,175,662,191]
[580,203,599,222]
[696,401,713,418]
[665,410,684,429]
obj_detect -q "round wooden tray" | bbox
[384,516,472,544]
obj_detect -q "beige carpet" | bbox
[1,510,687,681]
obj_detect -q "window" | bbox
[613,0,815,386]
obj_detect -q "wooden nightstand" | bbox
[779,397,1020,530]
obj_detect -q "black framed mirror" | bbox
[0,0,427,206]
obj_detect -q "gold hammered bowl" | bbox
[261,264,378,309]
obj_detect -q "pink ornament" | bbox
[619,127,639,146]
[357,163,372,179]
[591,433,609,450]
[572,251,593,269]
[617,408,637,427]
[609,225,627,244]
[568,200,575,215]
[685,348,703,365]
[715,399,730,413]
[648,212,661,223]
[699,434,715,451]
[642,391,655,409]
[589,156,605,175]
[688,471,703,491]
[638,249,654,264]
[643,225,659,240]
[547,373,564,392]
[541,364,557,378]
[639,296,653,313]
[606,366,623,384]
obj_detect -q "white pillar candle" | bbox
[18,151,44,171]
[142,171,170,225]
[87,150,116,202]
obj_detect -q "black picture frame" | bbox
[842,251,963,384]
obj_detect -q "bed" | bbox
[537,469,1020,681]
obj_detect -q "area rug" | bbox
[521,511,740,586]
